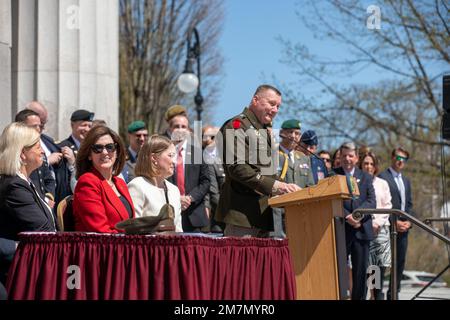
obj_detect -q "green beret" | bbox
[165,105,187,121]
[127,121,146,133]
[281,119,301,130]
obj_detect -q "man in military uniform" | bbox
[216,84,301,237]
[58,109,95,155]
[300,130,328,184]
[273,119,315,237]
[14,109,56,205]
[122,120,148,183]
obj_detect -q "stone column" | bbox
[0,0,12,131]
[11,0,119,140]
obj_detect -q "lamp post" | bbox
[177,27,203,121]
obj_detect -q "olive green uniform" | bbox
[216,107,277,231]
[278,149,315,188]
[272,148,315,237]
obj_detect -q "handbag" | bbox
[116,181,176,234]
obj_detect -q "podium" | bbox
[268,175,359,300]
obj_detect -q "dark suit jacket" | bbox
[29,137,56,198]
[41,134,73,204]
[0,175,57,241]
[58,135,79,154]
[333,167,376,241]
[378,169,414,221]
[168,142,211,228]
[73,168,135,233]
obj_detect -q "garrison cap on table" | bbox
[281,119,301,130]
[70,109,95,122]
[165,105,187,122]
[127,121,146,133]
[300,130,318,146]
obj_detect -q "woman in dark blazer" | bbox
[0,122,57,296]
[0,122,57,241]
[73,125,134,233]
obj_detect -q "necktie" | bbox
[177,147,185,195]
[396,174,406,211]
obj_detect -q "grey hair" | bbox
[339,141,358,154]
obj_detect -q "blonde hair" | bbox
[134,135,173,179]
[0,122,40,175]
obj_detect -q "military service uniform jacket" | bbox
[277,149,315,188]
[216,107,278,231]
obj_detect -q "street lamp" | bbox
[177,27,203,121]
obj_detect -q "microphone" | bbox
[278,134,325,164]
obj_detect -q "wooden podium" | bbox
[268,175,359,300]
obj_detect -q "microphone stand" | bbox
[278,134,326,165]
[279,134,358,199]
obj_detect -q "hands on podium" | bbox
[272,180,302,195]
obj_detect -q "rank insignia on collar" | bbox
[232,119,242,129]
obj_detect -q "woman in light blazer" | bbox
[128,135,183,232]
[360,150,392,300]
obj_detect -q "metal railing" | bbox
[352,208,450,300]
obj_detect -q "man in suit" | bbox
[333,142,376,300]
[166,110,211,232]
[26,101,76,205]
[58,109,95,154]
[216,85,301,237]
[273,119,315,237]
[202,126,226,233]
[0,237,15,300]
[379,147,414,299]
[122,121,148,183]
[300,130,328,183]
[14,109,56,204]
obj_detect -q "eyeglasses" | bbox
[91,143,118,154]
[395,155,408,162]
[321,158,331,163]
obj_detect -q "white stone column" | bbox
[0,0,12,131]
[11,0,119,140]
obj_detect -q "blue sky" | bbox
[211,0,386,130]
[212,0,303,127]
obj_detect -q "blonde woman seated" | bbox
[128,135,183,232]
[0,123,57,240]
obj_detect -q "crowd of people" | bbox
[0,85,414,300]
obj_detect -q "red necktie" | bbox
[177,146,185,195]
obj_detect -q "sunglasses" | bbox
[395,155,408,162]
[321,158,331,163]
[91,143,118,154]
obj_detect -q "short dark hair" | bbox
[391,147,410,159]
[15,109,39,123]
[253,84,282,97]
[318,150,331,157]
[76,125,126,179]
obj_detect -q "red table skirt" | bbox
[6,232,296,300]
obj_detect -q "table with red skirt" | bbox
[6,232,296,300]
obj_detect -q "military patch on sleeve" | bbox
[232,119,242,129]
